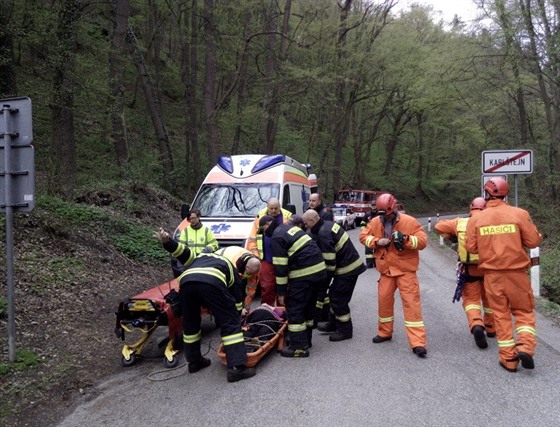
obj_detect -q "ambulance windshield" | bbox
[192,183,280,217]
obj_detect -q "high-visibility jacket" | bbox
[465,199,541,271]
[179,223,218,255]
[215,246,259,306]
[270,223,326,296]
[247,207,292,259]
[309,219,366,280]
[359,212,427,275]
[435,216,479,264]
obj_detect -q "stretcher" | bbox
[114,279,209,368]
[217,306,287,368]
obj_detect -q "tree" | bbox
[107,0,130,169]
[51,0,80,190]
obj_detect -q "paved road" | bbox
[58,226,560,427]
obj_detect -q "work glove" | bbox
[392,231,407,252]
[201,246,214,254]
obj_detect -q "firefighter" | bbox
[435,197,495,349]
[171,209,218,278]
[308,192,334,221]
[155,229,256,382]
[465,177,541,372]
[261,217,328,357]
[215,246,261,315]
[247,198,293,306]
[359,193,429,358]
[360,208,379,268]
[302,209,366,341]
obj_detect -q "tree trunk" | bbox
[0,0,17,96]
[203,0,219,163]
[107,0,130,169]
[495,0,529,147]
[332,0,352,196]
[51,0,79,191]
[523,0,560,198]
[232,8,252,154]
[259,0,278,153]
[182,0,201,197]
[126,24,175,189]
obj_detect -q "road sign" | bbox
[0,145,35,212]
[482,149,533,174]
[0,97,33,146]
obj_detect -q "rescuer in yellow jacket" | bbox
[435,197,495,349]
[359,193,428,358]
[178,209,218,255]
[465,177,541,373]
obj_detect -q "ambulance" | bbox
[174,154,317,248]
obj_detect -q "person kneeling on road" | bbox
[155,228,256,382]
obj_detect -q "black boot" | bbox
[280,347,309,358]
[188,357,211,373]
[518,352,535,369]
[317,321,336,332]
[329,331,352,342]
[472,325,488,349]
[227,365,256,382]
[330,319,352,342]
[412,346,427,358]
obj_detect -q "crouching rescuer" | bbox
[154,228,257,382]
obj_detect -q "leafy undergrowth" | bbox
[0,183,183,426]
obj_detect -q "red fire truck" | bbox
[333,189,386,227]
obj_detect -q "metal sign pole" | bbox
[2,104,17,362]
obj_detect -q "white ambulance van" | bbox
[174,154,317,248]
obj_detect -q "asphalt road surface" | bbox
[58,224,560,427]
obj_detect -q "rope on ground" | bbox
[147,338,220,382]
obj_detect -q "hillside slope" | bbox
[0,183,184,426]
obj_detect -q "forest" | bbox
[1,2,560,422]
[1,0,560,281]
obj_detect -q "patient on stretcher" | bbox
[242,304,287,350]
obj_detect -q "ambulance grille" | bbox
[218,239,247,248]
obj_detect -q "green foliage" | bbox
[0,349,42,377]
[36,195,168,265]
[541,245,560,305]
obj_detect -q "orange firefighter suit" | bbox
[465,199,541,371]
[435,215,495,336]
[359,212,428,350]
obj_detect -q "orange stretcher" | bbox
[217,306,287,368]
[114,278,209,368]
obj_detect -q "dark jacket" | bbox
[309,219,366,280]
[270,223,327,296]
[315,204,334,222]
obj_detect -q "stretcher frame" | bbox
[216,309,287,368]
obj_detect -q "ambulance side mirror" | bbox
[180,203,191,220]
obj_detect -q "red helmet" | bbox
[483,177,509,197]
[470,197,486,211]
[376,193,397,215]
